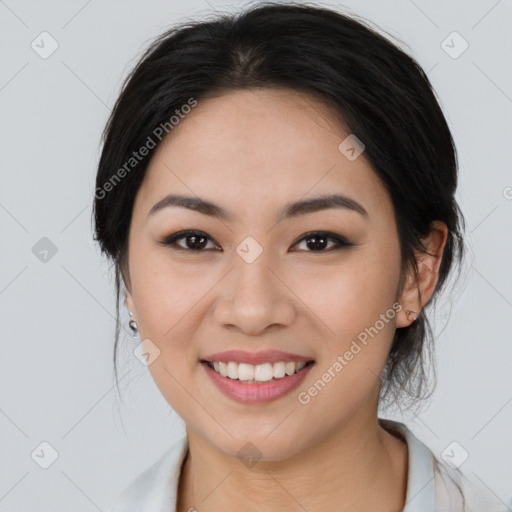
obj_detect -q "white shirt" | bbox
[108,419,507,511]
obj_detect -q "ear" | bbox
[120,259,136,316]
[396,221,448,328]
[125,290,136,318]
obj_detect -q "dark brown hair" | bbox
[93,2,465,409]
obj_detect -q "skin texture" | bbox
[124,88,448,511]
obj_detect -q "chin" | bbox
[205,429,306,464]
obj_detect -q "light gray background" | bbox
[1,0,511,510]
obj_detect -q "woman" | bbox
[93,3,505,511]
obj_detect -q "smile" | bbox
[201,359,315,403]
[204,360,313,383]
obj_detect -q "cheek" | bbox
[129,252,208,413]
[289,248,401,337]
[290,247,401,391]
[129,242,212,340]
[293,270,398,423]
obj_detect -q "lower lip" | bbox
[201,361,314,404]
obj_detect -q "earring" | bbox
[405,309,419,321]
[128,311,139,338]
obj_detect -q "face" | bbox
[125,88,419,460]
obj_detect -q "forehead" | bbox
[136,89,392,220]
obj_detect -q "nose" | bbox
[212,251,296,336]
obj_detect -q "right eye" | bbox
[159,230,221,252]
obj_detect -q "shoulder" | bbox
[433,458,507,512]
[107,436,189,512]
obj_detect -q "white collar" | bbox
[379,418,436,511]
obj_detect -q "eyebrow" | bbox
[148,193,368,222]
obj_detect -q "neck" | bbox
[177,410,408,512]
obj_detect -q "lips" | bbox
[202,358,315,403]
[201,349,314,366]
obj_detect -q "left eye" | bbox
[160,230,354,253]
[160,230,220,251]
[291,231,354,252]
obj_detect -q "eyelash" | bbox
[159,230,355,253]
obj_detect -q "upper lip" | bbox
[202,350,314,365]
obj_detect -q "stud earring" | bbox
[405,309,419,321]
[128,311,139,338]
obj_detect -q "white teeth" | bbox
[208,360,310,382]
[285,361,295,375]
[238,363,255,381]
[254,363,273,381]
[273,362,286,378]
[227,361,238,379]
[218,361,228,377]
